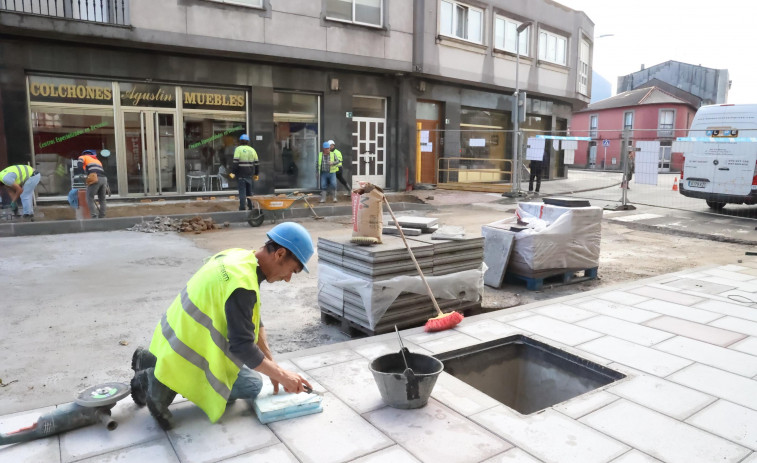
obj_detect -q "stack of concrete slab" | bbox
[383,216,439,236]
[317,232,483,335]
[407,234,484,276]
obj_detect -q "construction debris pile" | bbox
[127,216,228,233]
[318,221,484,335]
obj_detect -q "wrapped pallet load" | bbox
[485,201,602,277]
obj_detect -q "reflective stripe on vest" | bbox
[233,145,258,168]
[149,249,261,422]
[79,155,105,175]
[0,165,33,185]
[318,151,340,173]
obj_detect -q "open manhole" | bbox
[435,335,625,415]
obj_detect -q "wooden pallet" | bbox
[320,303,484,338]
[505,267,598,291]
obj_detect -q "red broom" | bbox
[383,197,464,332]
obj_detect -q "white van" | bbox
[677,104,757,209]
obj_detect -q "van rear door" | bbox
[685,141,755,196]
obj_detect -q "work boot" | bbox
[130,369,149,407]
[22,214,34,222]
[131,347,157,372]
[319,191,326,203]
[144,368,176,430]
[332,197,337,203]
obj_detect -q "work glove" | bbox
[229,173,236,179]
[9,201,17,211]
[253,175,259,181]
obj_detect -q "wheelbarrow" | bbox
[247,192,323,227]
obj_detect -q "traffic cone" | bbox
[672,177,679,191]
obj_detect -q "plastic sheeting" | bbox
[318,262,486,329]
[488,203,602,272]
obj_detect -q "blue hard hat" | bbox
[82,149,97,157]
[240,134,250,141]
[266,222,314,273]
[323,142,330,149]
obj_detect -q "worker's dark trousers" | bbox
[144,366,263,412]
[528,171,542,192]
[335,169,350,191]
[238,177,254,211]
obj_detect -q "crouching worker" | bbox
[129,222,314,430]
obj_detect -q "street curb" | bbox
[0,202,434,237]
[605,218,757,246]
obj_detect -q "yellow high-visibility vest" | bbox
[149,248,262,422]
[0,165,33,186]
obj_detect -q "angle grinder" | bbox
[0,382,130,445]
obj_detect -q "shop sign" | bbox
[29,76,113,105]
[120,83,177,108]
[182,86,246,111]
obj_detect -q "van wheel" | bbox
[706,200,726,210]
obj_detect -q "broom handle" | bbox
[383,197,443,317]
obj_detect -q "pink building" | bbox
[570,86,698,172]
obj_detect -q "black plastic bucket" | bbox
[369,349,444,409]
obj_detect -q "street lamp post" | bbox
[510,20,532,197]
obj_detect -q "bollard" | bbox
[76,189,91,219]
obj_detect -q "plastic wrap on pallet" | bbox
[488,204,602,272]
[317,262,485,330]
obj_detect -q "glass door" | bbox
[123,110,176,195]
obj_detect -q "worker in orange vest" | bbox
[77,150,108,218]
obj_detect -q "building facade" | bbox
[570,87,698,172]
[0,0,593,200]
[618,61,730,106]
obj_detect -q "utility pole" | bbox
[505,20,533,198]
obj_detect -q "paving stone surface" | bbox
[3,263,757,463]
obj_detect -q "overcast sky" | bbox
[556,0,755,104]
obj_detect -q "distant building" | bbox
[570,86,699,172]
[591,72,612,103]
[617,61,729,105]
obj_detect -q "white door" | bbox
[351,117,386,188]
[658,145,672,172]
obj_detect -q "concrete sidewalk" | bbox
[3,262,757,462]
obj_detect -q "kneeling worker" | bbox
[130,222,314,429]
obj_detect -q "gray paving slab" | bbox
[580,399,751,463]
[365,399,512,463]
[4,264,757,463]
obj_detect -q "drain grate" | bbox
[435,335,625,415]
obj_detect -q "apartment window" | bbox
[623,111,633,131]
[494,16,530,55]
[658,109,675,137]
[577,39,590,95]
[205,0,263,7]
[538,30,567,66]
[440,0,483,44]
[327,0,383,26]
[589,114,598,139]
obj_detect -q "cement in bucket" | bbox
[369,350,443,409]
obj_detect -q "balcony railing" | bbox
[657,124,674,138]
[0,0,129,26]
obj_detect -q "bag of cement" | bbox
[351,182,384,245]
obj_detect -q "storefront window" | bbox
[28,76,117,197]
[183,114,246,192]
[31,107,117,197]
[273,92,319,190]
[452,107,511,183]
